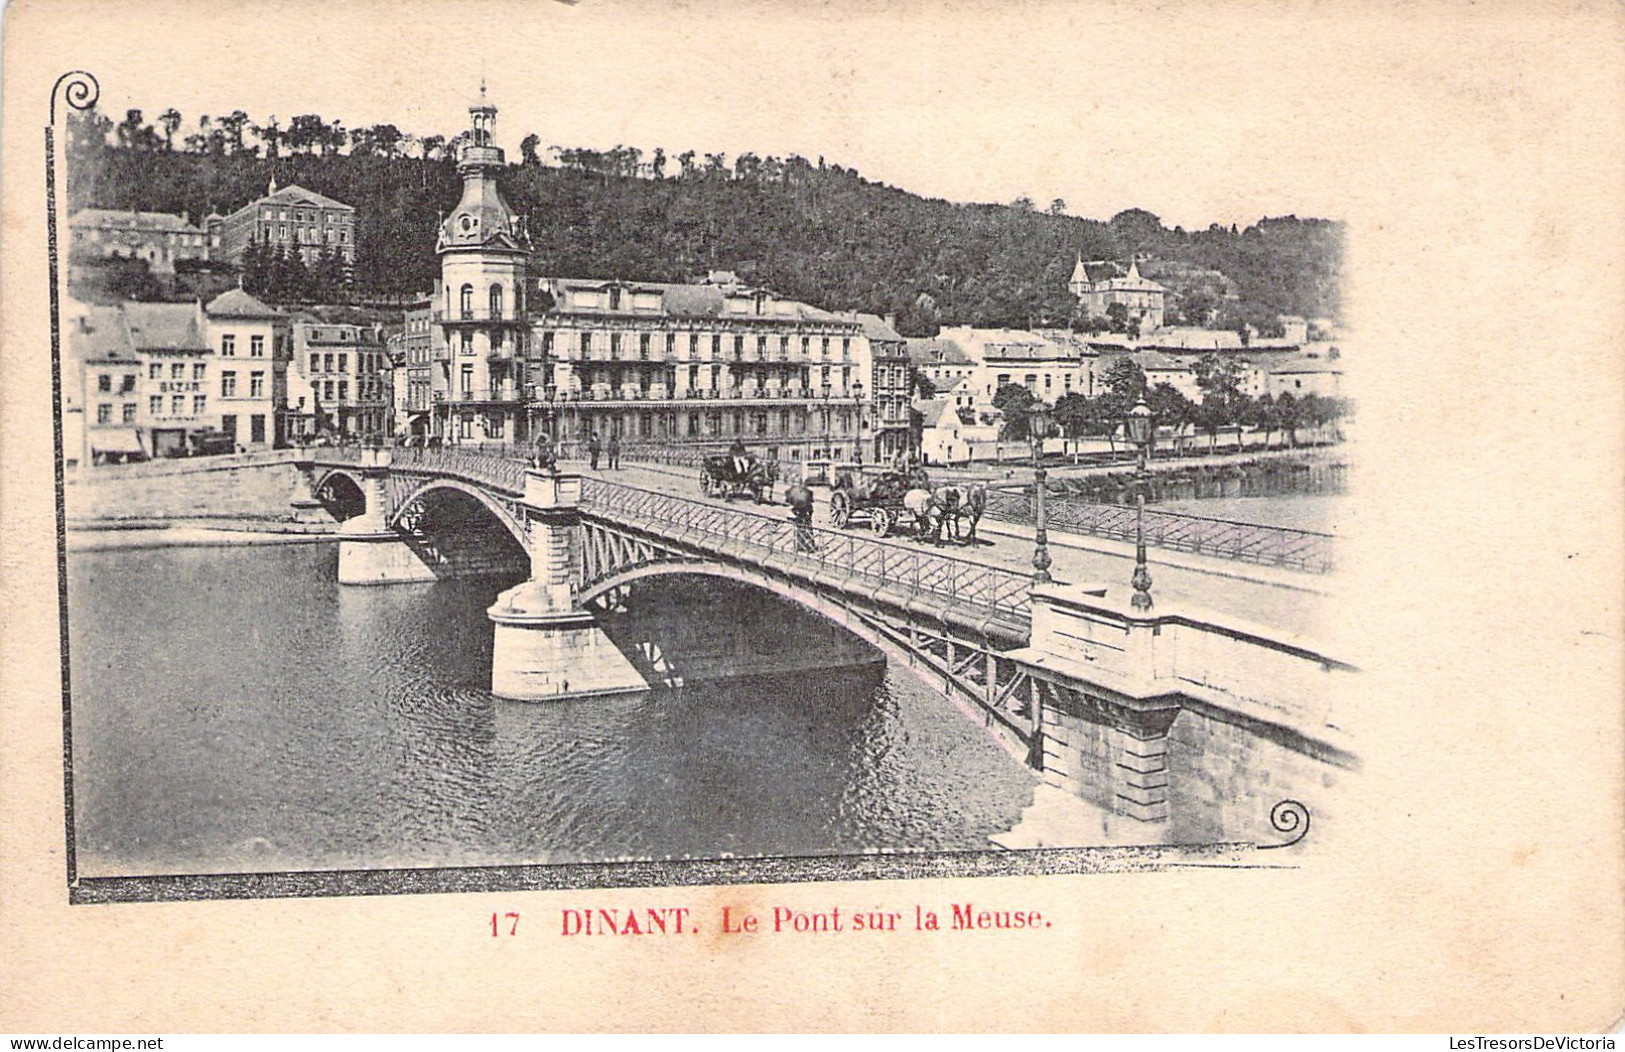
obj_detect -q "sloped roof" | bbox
[542,277,857,327]
[67,305,136,363]
[914,397,953,429]
[123,302,207,351]
[1142,327,1244,351]
[206,288,282,319]
[659,283,725,317]
[261,183,354,211]
[1266,356,1343,374]
[854,313,904,343]
[1093,260,1165,293]
[70,209,203,233]
[905,336,973,366]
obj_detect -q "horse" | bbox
[903,487,945,542]
[933,483,987,544]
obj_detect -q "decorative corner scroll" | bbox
[51,70,100,125]
[1256,799,1310,850]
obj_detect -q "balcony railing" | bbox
[434,309,528,324]
[440,387,523,403]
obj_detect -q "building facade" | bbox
[388,304,436,439]
[215,179,357,266]
[66,304,144,466]
[525,275,865,461]
[431,89,533,445]
[290,318,391,440]
[204,289,293,449]
[851,313,912,463]
[425,91,864,462]
[68,209,213,275]
[1070,258,1166,333]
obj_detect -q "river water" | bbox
[67,543,1037,877]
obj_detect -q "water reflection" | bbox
[68,543,1036,877]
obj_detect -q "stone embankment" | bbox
[65,451,335,541]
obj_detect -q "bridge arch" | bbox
[578,561,1001,722]
[388,477,530,552]
[313,469,367,522]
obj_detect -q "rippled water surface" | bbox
[69,543,1036,876]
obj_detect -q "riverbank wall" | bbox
[64,452,321,526]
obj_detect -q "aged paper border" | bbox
[4,0,1623,1033]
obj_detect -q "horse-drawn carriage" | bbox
[699,451,776,503]
[828,464,988,544]
[827,464,916,536]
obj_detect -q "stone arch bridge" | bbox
[298,446,1355,832]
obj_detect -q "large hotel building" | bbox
[427,91,908,464]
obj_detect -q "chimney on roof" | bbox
[884,313,897,329]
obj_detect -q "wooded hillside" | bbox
[67,107,1345,336]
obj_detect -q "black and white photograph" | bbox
[52,29,1355,890]
[3,0,1622,1035]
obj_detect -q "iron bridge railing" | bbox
[304,445,528,496]
[982,489,1334,574]
[579,478,1035,625]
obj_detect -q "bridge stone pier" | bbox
[334,449,439,586]
[487,471,647,701]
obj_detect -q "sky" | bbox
[54,0,1412,231]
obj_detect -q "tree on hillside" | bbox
[221,110,252,155]
[520,134,541,167]
[159,109,181,150]
[252,115,282,158]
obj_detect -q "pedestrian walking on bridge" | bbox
[786,481,817,554]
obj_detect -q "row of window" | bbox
[94,403,138,424]
[77,229,208,247]
[260,207,348,225]
[568,364,854,392]
[261,223,350,245]
[218,371,267,398]
[144,394,208,417]
[147,362,208,381]
[447,408,855,442]
[308,352,385,375]
[537,331,855,363]
[220,335,268,357]
[96,373,138,394]
[447,283,518,317]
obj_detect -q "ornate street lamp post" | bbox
[1126,396,1154,611]
[852,379,866,464]
[1029,401,1054,585]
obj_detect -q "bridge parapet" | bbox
[1010,584,1354,822]
[578,478,1033,641]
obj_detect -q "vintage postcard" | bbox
[1,0,1621,1034]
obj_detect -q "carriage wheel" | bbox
[870,507,893,537]
[830,491,852,528]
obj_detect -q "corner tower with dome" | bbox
[434,85,533,445]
